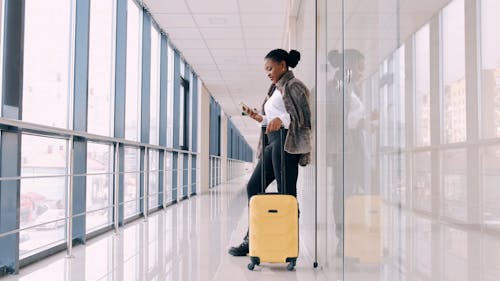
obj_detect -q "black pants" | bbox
[246,130,301,199]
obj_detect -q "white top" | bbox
[260,88,291,129]
[347,90,366,130]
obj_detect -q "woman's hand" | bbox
[245,107,263,123]
[266,117,282,133]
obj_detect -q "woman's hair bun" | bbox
[288,49,301,68]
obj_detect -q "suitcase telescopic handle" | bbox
[260,126,286,194]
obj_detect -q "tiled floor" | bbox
[4,174,500,281]
[4,175,329,281]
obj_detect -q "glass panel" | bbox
[86,142,113,232]
[22,0,72,129]
[304,0,343,274]
[87,0,114,136]
[413,217,433,278]
[125,0,142,141]
[414,24,431,147]
[124,146,140,218]
[343,0,401,278]
[442,0,466,144]
[165,152,172,202]
[179,82,185,148]
[481,145,500,230]
[148,149,159,209]
[20,134,67,257]
[413,151,432,212]
[167,46,174,147]
[189,73,194,149]
[480,0,500,139]
[150,26,160,145]
[443,226,468,280]
[483,235,500,280]
[441,149,467,221]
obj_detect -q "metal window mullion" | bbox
[74,0,92,246]
[0,0,24,274]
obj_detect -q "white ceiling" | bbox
[144,0,453,152]
[144,0,289,150]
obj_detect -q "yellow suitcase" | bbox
[345,195,382,264]
[247,127,299,271]
[248,194,299,270]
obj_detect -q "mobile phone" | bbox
[239,102,254,115]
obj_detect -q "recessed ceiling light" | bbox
[208,17,228,25]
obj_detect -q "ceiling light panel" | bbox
[206,39,244,49]
[210,48,246,57]
[186,0,238,14]
[238,0,287,14]
[194,14,240,27]
[244,27,282,39]
[240,14,286,28]
[244,38,282,49]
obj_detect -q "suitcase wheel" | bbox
[248,257,260,271]
[287,259,296,271]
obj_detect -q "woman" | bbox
[228,49,312,256]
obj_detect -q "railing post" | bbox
[66,136,74,258]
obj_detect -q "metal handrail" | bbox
[0,169,183,182]
[0,117,199,156]
[0,115,205,262]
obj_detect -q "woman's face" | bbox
[352,59,365,82]
[264,58,286,84]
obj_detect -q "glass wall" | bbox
[148,149,159,209]
[442,0,466,144]
[22,0,72,129]
[123,146,141,218]
[305,0,500,279]
[87,0,115,136]
[0,0,203,272]
[480,0,500,139]
[415,24,431,147]
[20,134,68,258]
[150,25,160,145]
[125,0,142,141]
[167,46,174,148]
[86,142,113,232]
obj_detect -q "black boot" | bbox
[228,231,249,256]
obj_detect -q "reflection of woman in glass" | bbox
[327,49,375,255]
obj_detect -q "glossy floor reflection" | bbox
[4,175,327,281]
[5,173,500,281]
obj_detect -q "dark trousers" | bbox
[246,130,301,200]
